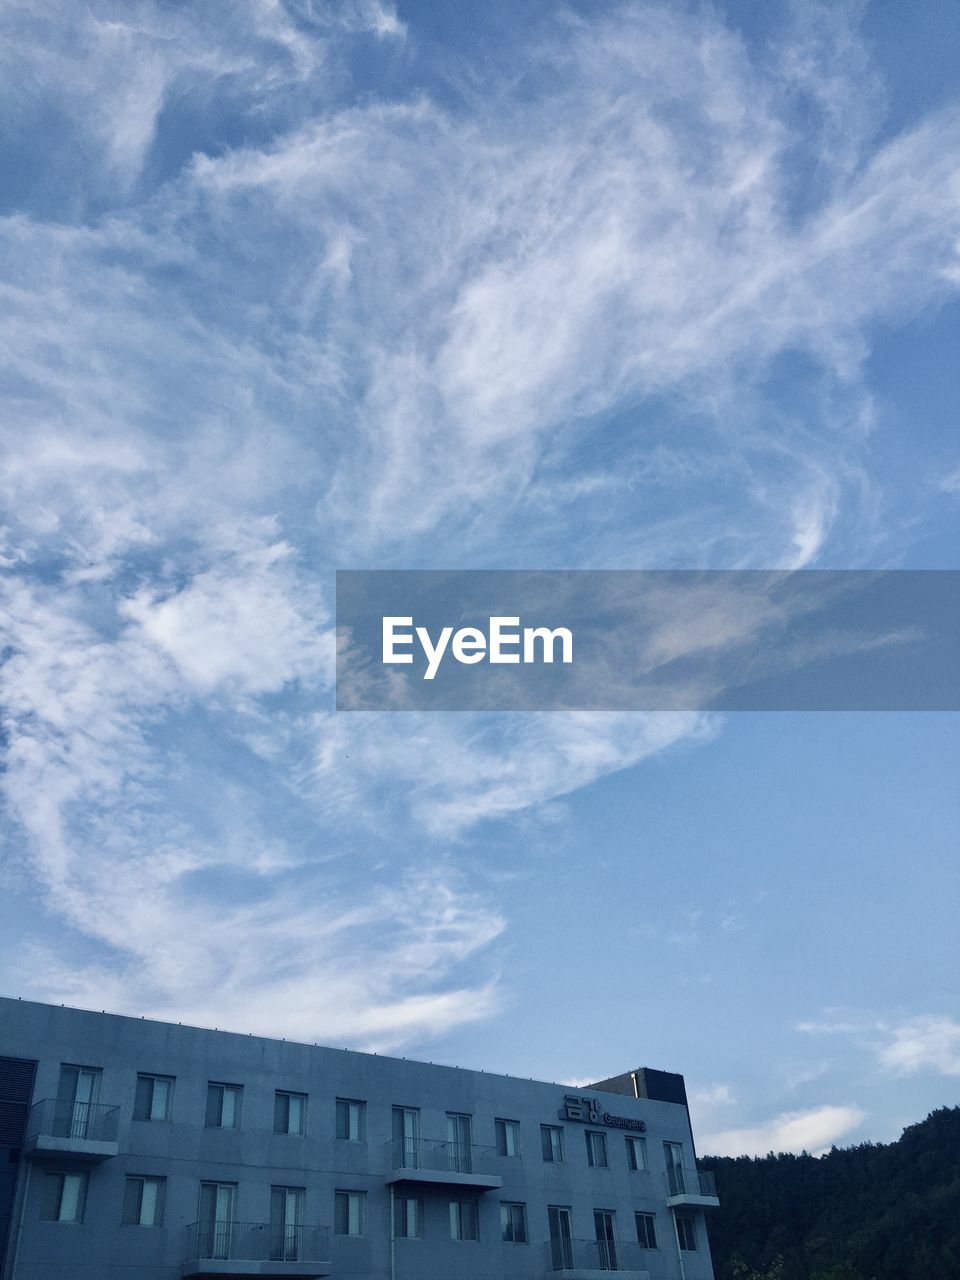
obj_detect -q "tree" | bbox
[701,1107,960,1280]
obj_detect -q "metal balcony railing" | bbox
[386,1136,498,1175]
[184,1222,331,1264]
[545,1237,651,1272]
[665,1165,718,1199]
[26,1098,120,1144]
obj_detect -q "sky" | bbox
[0,0,958,1159]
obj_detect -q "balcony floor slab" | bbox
[547,1270,650,1279]
[667,1192,721,1208]
[24,1134,118,1162]
[181,1261,331,1279]
[384,1167,503,1191]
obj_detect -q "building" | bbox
[0,996,719,1279]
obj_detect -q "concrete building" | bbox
[0,996,719,1280]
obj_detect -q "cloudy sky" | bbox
[1,0,958,1158]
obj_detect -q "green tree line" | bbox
[699,1106,960,1280]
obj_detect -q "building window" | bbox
[635,1212,658,1250]
[39,1171,87,1223]
[134,1074,173,1122]
[549,1206,574,1269]
[393,1195,423,1239]
[392,1106,420,1167]
[594,1209,617,1267]
[449,1199,479,1241]
[664,1140,685,1195]
[586,1129,608,1168]
[676,1215,698,1251]
[500,1201,527,1243]
[122,1176,165,1226]
[197,1183,236,1260]
[626,1135,647,1171]
[205,1082,242,1129]
[446,1112,473,1172]
[495,1118,521,1157]
[335,1098,366,1142]
[274,1091,306,1136]
[55,1066,101,1139]
[540,1124,564,1163]
[334,1191,365,1237]
[271,1187,304,1261]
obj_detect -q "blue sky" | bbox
[0,0,958,1157]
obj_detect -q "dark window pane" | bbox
[133,1077,152,1121]
[122,1177,142,1225]
[274,1093,288,1134]
[205,1085,221,1127]
[39,1173,61,1221]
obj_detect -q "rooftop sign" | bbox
[560,1094,646,1132]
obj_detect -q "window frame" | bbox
[392,1105,421,1166]
[585,1128,609,1168]
[392,1194,423,1239]
[540,1123,564,1163]
[274,1090,307,1136]
[625,1134,648,1171]
[334,1190,366,1237]
[270,1185,305,1261]
[55,1066,101,1139]
[449,1198,479,1242]
[635,1211,658,1250]
[335,1097,366,1142]
[40,1171,87,1223]
[499,1200,528,1243]
[122,1175,166,1227]
[134,1074,174,1122]
[676,1215,698,1251]
[205,1082,243,1130]
[446,1111,473,1171]
[495,1117,521,1157]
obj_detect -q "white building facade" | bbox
[0,997,718,1280]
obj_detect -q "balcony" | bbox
[383,1137,503,1191]
[182,1223,331,1278]
[544,1238,652,1277]
[23,1098,119,1161]
[665,1165,720,1208]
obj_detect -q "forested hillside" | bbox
[700,1106,960,1280]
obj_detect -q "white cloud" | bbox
[795,1016,877,1036]
[176,7,960,566]
[688,1082,736,1135]
[0,0,403,196]
[785,1062,831,1089]
[0,557,504,1046]
[121,539,332,699]
[309,711,718,839]
[18,869,505,1051]
[1,0,958,1049]
[691,1083,736,1107]
[797,1012,960,1079]
[877,1016,960,1077]
[700,1103,866,1157]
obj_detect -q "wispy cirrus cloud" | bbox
[798,1012,960,1078]
[309,710,717,839]
[0,0,404,201]
[0,1,957,1051]
[1,552,503,1046]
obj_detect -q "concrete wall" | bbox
[0,997,716,1280]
